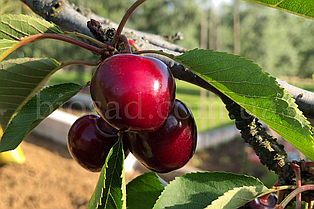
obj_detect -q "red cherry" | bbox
[90,54,176,133]
[242,194,277,209]
[67,114,129,172]
[125,99,197,173]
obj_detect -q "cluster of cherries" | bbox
[67,54,197,173]
[67,54,278,209]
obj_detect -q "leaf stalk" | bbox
[0,33,103,62]
[111,0,147,47]
[278,185,314,208]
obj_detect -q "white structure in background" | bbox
[32,106,240,174]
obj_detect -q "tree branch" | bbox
[276,79,314,120]
[21,0,186,53]
[19,0,314,186]
[20,0,314,120]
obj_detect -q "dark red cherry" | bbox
[125,99,197,173]
[90,54,176,133]
[67,114,129,172]
[242,193,277,209]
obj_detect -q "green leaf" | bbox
[0,14,62,40]
[126,172,166,209]
[175,49,314,161]
[244,0,314,21]
[0,58,60,130]
[0,14,62,60]
[205,186,269,209]
[153,172,267,209]
[87,139,126,209]
[0,39,17,57]
[0,83,84,152]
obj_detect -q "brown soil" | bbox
[0,133,276,209]
[0,133,100,209]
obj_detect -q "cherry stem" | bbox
[278,184,314,208]
[128,39,141,51]
[132,49,188,70]
[59,60,99,68]
[32,59,98,95]
[52,60,99,79]
[0,33,103,62]
[293,163,302,209]
[133,49,177,60]
[117,131,126,159]
[111,0,147,48]
[62,31,110,49]
[120,34,132,54]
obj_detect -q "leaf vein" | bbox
[238,102,306,124]
[0,101,19,105]
[0,87,35,90]
[0,69,47,79]
[305,7,314,15]
[0,28,20,40]
[0,78,39,85]
[0,94,26,98]
[0,21,29,38]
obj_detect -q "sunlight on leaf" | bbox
[0,14,61,40]
[87,139,126,209]
[175,49,314,161]
[0,14,62,60]
[205,186,269,209]
[153,172,266,209]
[244,0,314,21]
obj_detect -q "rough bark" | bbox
[20,0,314,120]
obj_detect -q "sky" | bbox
[196,0,233,9]
[213,0,232,7]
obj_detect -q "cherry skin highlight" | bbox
[90,54,176,133]
[125,99,197,173]
[242,194,277,209]
[67,114,129,172]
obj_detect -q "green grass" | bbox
[48,70,92,86]
[48,71,232,132]
[175,79,232,132]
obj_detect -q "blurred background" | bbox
[1,0,313,208]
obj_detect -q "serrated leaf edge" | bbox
[97,140,125,209]
[153,171,265,209]
[0,14,62,40]
[175,48,314,160]
[204,185,269,209]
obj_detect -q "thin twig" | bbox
[293,164,302,209]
